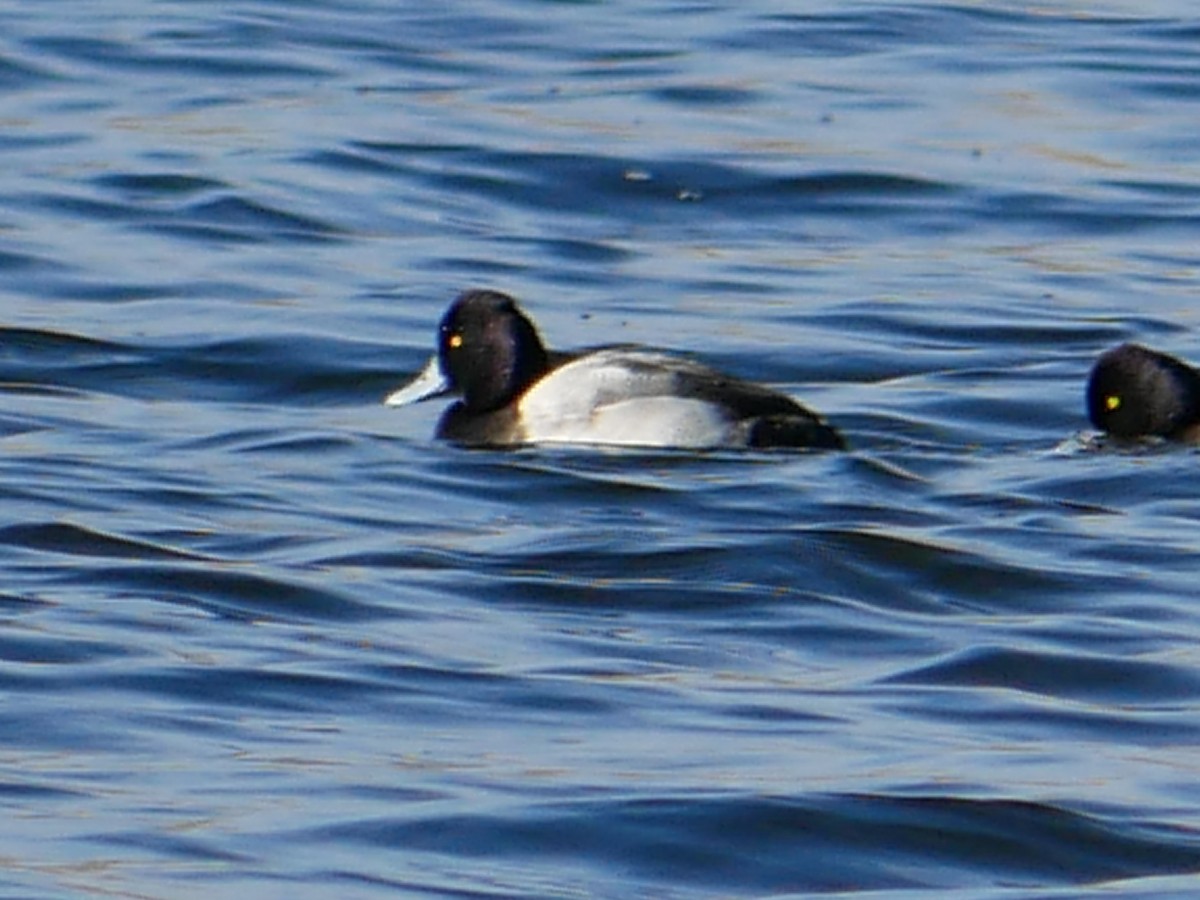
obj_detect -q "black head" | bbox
[438,290,550,412]
[1086,342,1200,438]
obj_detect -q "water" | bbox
[3,0,1200,896]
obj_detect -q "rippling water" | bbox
[5,1,1200,897]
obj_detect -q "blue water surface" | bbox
[4,1,1200,897]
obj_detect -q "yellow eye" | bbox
[1105,394,1121,412]
[448,333,463,349]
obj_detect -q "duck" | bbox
[385,289,845,450]
[1087,342,1200,439]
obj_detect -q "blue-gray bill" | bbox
[385,355,450,407]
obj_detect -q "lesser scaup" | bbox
[385,290,845,450]
[1087,342,1200,439]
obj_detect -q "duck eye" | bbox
[1105,394,1121,412]
[448,333,464,349]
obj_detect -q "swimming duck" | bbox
[385,290,845,450]
[1087,342,1200,439]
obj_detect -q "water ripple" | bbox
[297,793,1200,895]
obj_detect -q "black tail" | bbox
[747,414,846,450]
